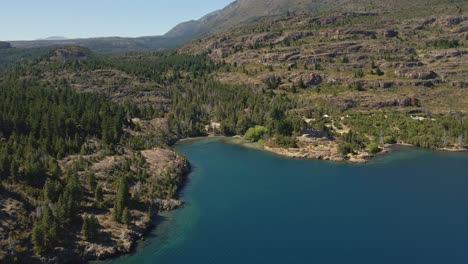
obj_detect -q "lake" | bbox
[109,138,468,264]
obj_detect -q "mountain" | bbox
[9,35,191,53]
[178,1,467,111]
[166,0,466,39]
[7,0,467,53]
[40,36,69,40]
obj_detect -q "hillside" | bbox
[179,11,468,114]
[0,0,467,263]
[9,35,191,54]
[10,0,465,53]
[166,0,466,39]
[0,42,12,49]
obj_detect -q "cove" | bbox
[108,138,468,264]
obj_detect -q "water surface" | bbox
[110,138,468,264]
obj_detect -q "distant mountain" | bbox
[40,36,69,41]
[9,35,191,53]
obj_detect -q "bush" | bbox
[383,136,397,144]
[428,39,460,49]
[273,135,297,148]
[366,142,381,154]
[338,143,353,156]
[244,126,269,142]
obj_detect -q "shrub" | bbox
[366,142,381,154]
[244,126,269,142]
[273,135,297,148]
[428,39,460,49]
[338,143,353,156]
[383,136,397,144]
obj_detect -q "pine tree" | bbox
[63,172,82,222]
[32,222,46,255]
[81,216,89,240]
[113,177,129,223]
[82,214,99,241]
[87,172,96,193]
[94,184,104,208]
[42,206,58,244]
[122,207,131,225]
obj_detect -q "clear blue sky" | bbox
[1,0,234,41]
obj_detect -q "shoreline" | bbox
[101,135,466,263]
[177,135,467,163]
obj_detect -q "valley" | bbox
[0,0,467,263]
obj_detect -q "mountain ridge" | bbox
[7,0,467,53]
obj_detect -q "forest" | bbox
[0,44,466,261]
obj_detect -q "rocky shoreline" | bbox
[219,136,466,163]
[71,136,465,263]
[223,136,376,163]
[78,152,191,263]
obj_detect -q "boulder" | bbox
[399,97,420,107]
[301,73,323,86]
[383,30,399,38]
[408,70,438,80]
[155,198,183,211]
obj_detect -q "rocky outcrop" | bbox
[48,46,91,61]
[300,73,323,86]
[264,137,372,163]
[155,198,183,211]
[325,94,421,110]
[383,29,399,38]
[406,70,438,80]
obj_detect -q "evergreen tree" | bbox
[122,207,131,225]
[87,172,96,193]
[81,214,99,241]
[113,177,129,223]
[94,184,104,208]
[32,222,46,255]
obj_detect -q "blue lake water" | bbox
[110,138,468,264]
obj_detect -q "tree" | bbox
[122,207,131,225]
[87,172,96,193]
[367,142,381,154]
[81,217,89,240]
[244,126,269,142]
[338,143,353,156]
[31,205,58,256]
[32,222,46,255]
[81,214,99,241]
[94,184,104,208]
[43,178,62,202]
[113,177,129,223]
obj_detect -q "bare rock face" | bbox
[247,32,282,45]
[445,16,467,26]
[399,96,420,107]
[49,46,90,61]
[453,26,468,33]
[284,30,315,41]
[155,198,183,211]
[450,81,468,88]
[301,73,323,86]
[407,70,438,80]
